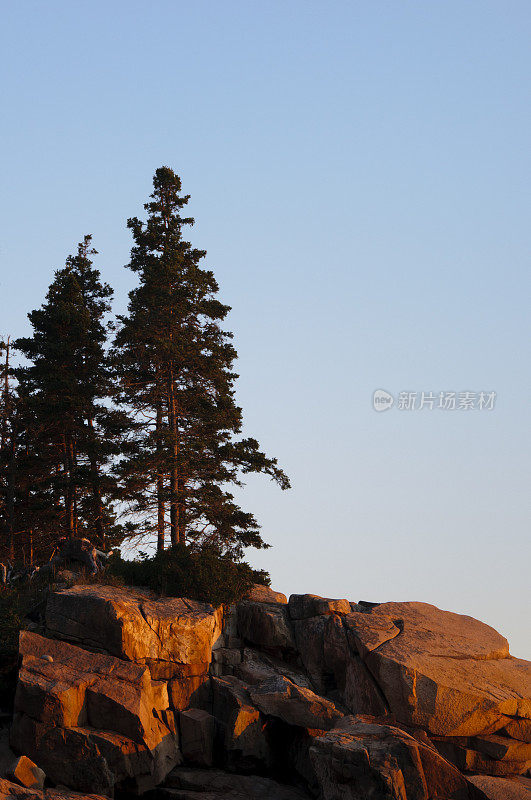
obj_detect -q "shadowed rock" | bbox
[162,766,311,799]
[236,601,295,654]
[211,675,272,772]
[309,715,489,800]
[249,675,342,730]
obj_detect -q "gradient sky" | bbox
[1,2,529,658]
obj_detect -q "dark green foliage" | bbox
[13,237,129,552]
[1,166,289,595]
[108,545,269,606]
[114,167,290,554]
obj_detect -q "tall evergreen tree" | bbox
[14,237,127,550]
[114,167,289,555]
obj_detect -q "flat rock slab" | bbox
[0,778,107,799]
[234,648,311,688]
[466,734,531,762]
[163,767,311,799]
[433,737,530,777]
[373,602,510,661]
[45,585,223,675]
[363,602,531,736]
[249,675,342,730]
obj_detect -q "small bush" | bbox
[108,543,269,606]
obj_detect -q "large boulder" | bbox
[167,671,210,711]
[45,585,223,679]
[309,716,488,800]
[342,653,389,717]
[463,734,531,764]
[503,720,531,743]
[14,632,167,742]
[361,602,531,737]
[292,615,333,693]
[11,631,180,794]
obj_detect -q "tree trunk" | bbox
[6,430,16,561]
[0,336,10,451]
[64,435,75,538]
[1,337,15,559]
[156,401,165,552]
[168,377,184,546]
[87,417,105,550]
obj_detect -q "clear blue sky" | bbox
[1,2,529,657]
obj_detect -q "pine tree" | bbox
[14,237,127,550]
[114,167,290,556]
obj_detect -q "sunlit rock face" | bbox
[11,630,181,795]
[8,585,531,799]
[45,584,223,678]
[361,601,529,737]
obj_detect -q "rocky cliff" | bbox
[2,584,530,800]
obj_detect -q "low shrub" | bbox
[108,543,269,606]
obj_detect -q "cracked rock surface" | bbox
[6,586,530,799]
